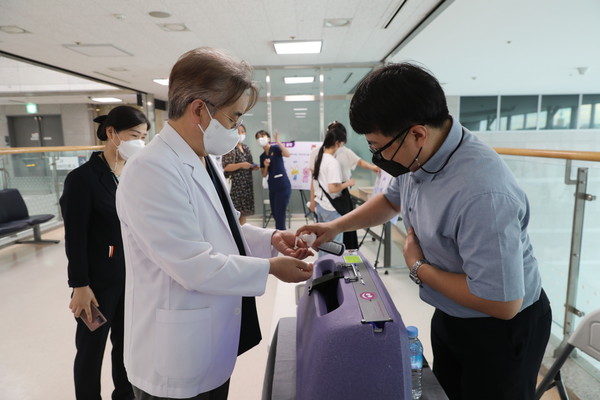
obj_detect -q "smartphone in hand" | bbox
[79,303,107,331]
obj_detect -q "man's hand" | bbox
[272,230,313,259]
[295,222,339,250]
[269,256,313,283]
[69,286,99,323]
[403,227,425,268]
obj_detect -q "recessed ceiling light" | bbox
[293,108,308,111]
[295,116,307,118]
[324,18,351,28]
[284,76,315,84]
[149,11,171,18]
[273,41,322,55]
[90,97,122,103]
[158,23,188,32]
[64,44,133,57]
[153,78,169,86]
[284,95,316,102]
[0,25,29,34]
[113,14,126,20]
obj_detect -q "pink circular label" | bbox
[360,292,377,300]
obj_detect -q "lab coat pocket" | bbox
[155,307,212,379]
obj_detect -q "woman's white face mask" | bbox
[111,133,145,161]
[198,106,239,156]
[257,137,269,147]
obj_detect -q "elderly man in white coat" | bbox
[116,48,313,400]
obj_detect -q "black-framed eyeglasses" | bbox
[368,128,410,156]
[204,100,244,130]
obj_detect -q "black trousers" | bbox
[132,380,230,400]
[431,290,551,400]
[74,285,133,400]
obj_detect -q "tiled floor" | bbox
[0,219,593,399]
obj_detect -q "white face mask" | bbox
[238,134,246,143]
[257,137,269,147]
[198,106,239,156]
[110,132,145,161]
[117,139,145,160]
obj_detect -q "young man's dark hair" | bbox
[349,63,450,137]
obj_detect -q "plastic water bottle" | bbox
[407,325,423,400]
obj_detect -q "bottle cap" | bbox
[406,325,418,338]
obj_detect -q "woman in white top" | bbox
[312,130,355,248]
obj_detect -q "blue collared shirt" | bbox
[384,117,542,318]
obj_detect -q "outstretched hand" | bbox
[272,230,313,259]
[295,222,338,250]
[269,256,313,283]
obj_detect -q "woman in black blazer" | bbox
[60,106,149,400]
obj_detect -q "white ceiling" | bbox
[0,0,598,105]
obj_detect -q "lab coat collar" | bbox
[158,123,247,253]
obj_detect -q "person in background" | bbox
[60,105,150,400]
[257,129,292,230]
[311,129,355,253]
[308,121,378,248]
[116,47,312,400]
[327,121,380,180]
[308,122,379,212]
[222,124,259,225]
[297,62,551,400]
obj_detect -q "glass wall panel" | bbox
[579,94,600,129]
[459,96,498,131]
[499,95,538,130]
[540,95,579,129]
[322,66,373,96]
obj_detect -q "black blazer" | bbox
[60,151,125,289]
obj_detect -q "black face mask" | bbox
[372,148,422,177]
[370,129,422,177]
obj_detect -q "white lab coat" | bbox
[116,123,276,398]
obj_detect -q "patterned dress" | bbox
[222,143,255,216]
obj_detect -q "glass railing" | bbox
[0,146,102,246]
[495,148,600,381]
[2,145,599,381]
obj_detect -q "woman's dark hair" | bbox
[328,123,347,143]
[349,63,450,137]
[93,105,151,141]
[313,129,340,181]
[255,129,270,139]
[327,121,347,141]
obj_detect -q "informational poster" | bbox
[262,141,321,190]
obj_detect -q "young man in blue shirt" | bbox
[297,63,551,400]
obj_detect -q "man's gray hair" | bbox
[168,47,258,119]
